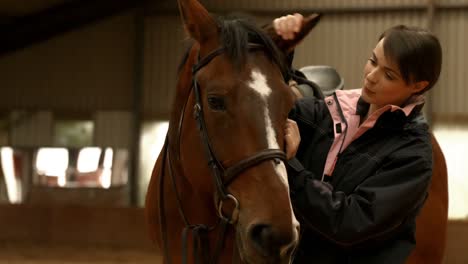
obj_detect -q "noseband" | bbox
[159,44,287,264]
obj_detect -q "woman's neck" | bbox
[368,104,379,117]
[361,104,379,125]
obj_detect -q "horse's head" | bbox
[171,1,320,262]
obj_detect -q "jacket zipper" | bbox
[323,93,349,181]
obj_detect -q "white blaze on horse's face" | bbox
[247,69,288,184]
[247,68,300,239]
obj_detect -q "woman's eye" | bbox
[385,72,394,80]
[368,58,377,65]
[207,96,226,111]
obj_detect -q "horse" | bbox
[144,0,321,263]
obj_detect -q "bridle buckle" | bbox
[218,194,240,224]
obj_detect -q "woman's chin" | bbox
[361,89,375,104]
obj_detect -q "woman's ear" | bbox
[412,80,429,94]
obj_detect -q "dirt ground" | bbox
[0,244,162,264]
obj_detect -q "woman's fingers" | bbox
[284,119,301,159]
[273,13,304,40]
[292,13,303,32]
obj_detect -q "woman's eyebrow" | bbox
[372,51,402,78]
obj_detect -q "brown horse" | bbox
[144,0,321,263]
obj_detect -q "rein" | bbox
[158,43,287,264]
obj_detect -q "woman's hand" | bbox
[273,13,304,40]
[284,119,301,159]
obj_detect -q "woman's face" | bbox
[362,38,426,108]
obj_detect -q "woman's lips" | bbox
[363,85,376,94]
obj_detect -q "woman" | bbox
[276,14,442,263]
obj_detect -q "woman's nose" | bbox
[366,68,378,84]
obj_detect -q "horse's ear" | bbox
[177,0,218,44]
[264,14,322,53]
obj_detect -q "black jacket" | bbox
[287,95,433,264]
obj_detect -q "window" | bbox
[33,147,128,188]
[35,147,68,187]
[54,120,93,147]
[0,147,22,203]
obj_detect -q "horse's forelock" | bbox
[218,16,288,76]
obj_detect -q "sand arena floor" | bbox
[0,243,162,264]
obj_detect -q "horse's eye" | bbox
[207,96,226,111]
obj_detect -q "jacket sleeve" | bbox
[287,141,433,247]
[289,96,328,125]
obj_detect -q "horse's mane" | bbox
[178,15,288,78]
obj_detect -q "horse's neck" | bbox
[165,156,214,221]
[168,48,197,152]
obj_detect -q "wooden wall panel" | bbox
[0,12,136,114]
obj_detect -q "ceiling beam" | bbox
[1,0,145,57]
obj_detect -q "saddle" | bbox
[291,65,344,99]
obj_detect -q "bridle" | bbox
[158,43,288,264]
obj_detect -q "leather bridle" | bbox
[158,43,288,264]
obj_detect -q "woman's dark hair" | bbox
[379,25,442,94]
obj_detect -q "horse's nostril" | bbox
[249,224,290,257]
[250,224,275,256]
[283,242,296,259]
